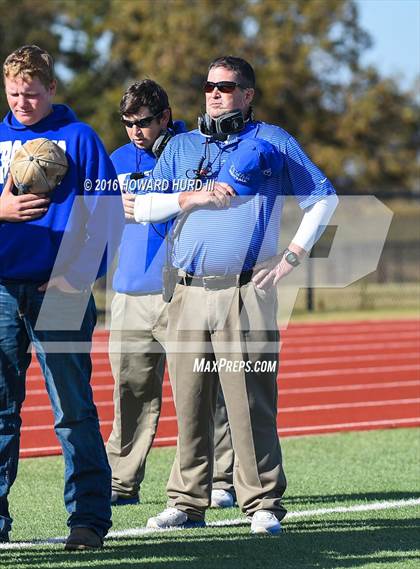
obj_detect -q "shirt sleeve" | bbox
[285,135,336,210]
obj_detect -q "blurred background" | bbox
[1,0,418,317]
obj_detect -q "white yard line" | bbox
[1,497,419,550]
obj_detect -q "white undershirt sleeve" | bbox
[292,194,339,251]
[134,192,182,224]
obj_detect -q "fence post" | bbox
[307,255,314,311]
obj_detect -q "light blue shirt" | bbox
[151,121,336,276]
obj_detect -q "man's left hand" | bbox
[252,245,306,290]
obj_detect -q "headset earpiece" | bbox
[152,130,174,158]
[197,110,245,140]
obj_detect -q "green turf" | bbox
[2,428,420,568]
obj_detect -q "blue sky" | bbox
[357,0,420,88]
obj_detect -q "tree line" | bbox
[0,0,418,195]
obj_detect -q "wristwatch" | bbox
[282,248,301,267]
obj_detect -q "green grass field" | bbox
[1,428,419,568]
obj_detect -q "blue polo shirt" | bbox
[151,121,336,276]
[111,121,187,293]
[111,144,165,293]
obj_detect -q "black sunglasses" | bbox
[203,81,245,94]
[121,111,163,129]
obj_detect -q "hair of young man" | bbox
[120,79,172,121]
[207,56,256,89]
[3,45,55,88]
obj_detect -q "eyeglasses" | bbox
[203,81,245,94]
[121,111,163,129]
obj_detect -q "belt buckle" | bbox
[202,276,219,290]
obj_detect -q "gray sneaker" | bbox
[211,489,235,508]
[147,507,205,529]
[250,511,282,535]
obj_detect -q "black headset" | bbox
[197,109,245,140]
[151,129,174,158]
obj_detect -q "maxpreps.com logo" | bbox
[0,139,67,184]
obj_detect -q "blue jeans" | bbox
[0,281,111,538]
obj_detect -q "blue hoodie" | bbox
[111,121,186,294]
[0,104,124,288]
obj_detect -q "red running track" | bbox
[21,319,420,458]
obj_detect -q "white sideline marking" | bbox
[1,498,419,550]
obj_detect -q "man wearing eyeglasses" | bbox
[135,56,338,535]
[106,80,184,507]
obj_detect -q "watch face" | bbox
[285,250,300,267]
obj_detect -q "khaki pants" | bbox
[107,292,167,497]
[213,387,235,495]
[106,291,236,498]
[166,281,287,521]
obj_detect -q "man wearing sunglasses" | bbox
[107,80,235,511]
[106,80,184,507]
[135,56,338,535]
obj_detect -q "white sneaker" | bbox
[250,510,282,535]
[211,489,235,508]
[146,507,206,529]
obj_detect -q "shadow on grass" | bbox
[284,490,420,506]
[1,517,419,569]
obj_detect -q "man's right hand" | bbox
[179,182,235,211]
[0,175,50,222]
